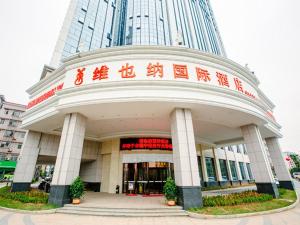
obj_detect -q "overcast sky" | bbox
[0,0,299,153]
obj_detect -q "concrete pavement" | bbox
[0,180,299,225]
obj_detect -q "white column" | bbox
[241,146,250,180]
[212,148,223,183]
[49,113,86,206]
[233,147,243,181]
[171,108,202,209]
[265,137,294,190]
[224,148,233,181]
[241,124,279,198]
[11,131,41,192]
[200,148,209,183]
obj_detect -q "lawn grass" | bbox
[0,196,57,211]
[190,199,292,215]
[190,188,297,215]
[279,188,297,201]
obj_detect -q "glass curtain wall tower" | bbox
[50,0,226,68]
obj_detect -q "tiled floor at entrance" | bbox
[76,185,256,208]
[78,192,178,209]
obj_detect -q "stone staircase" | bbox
[56,204,188,217]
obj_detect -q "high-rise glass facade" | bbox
[51,0,226,67]
[61,0,116,59]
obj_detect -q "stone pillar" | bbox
[212,148,223,184]
[170,108,202,209]
[265,137,294,190]
[241,124,279,198]
[11,131,41,192]
[48,113,86,206]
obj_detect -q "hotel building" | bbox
[12,0,293,209]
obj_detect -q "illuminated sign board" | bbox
[27,83,64,109]
[120,138,172,151]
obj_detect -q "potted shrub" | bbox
[163,177,177,206]
[69,176,85,204]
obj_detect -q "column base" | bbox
[240,180,249,185]
[177,186,202,210]
[85,182,101,192]
[231,181,240,186]
[48,185,71,207]
[219,181,231,187]
[204,181,219,187]
[256,182,279,198]
[11,182,31,192]
[279,181,295,190]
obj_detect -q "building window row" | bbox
[221,144,247,155]
[0,130,26,139]
[1,109,23,117]
[0,141,22,149]
[197,156,253,183]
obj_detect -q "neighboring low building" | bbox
[0,95,26,176]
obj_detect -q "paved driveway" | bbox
[0,181,299,225]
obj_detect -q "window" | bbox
[4,130,14,137]
[5,109,9,115]
[12,111,21,117]
[239,162,246,180]
[0,119,5,124]
[205,157,216,181]
[219,159,229,181]
[17,144,22,149]
[229,160,238,181]
[20,132,25,138]
[8,120,17,127]
[0,142,9,148]
[246,163,253,180]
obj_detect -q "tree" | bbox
[290,154,300,168]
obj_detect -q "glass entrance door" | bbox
[122,162,173,194]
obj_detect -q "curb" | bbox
[188,192,300,219]
[0,206,57,214]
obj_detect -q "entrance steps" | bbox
[56,204,188,217]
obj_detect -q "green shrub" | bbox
[163,177,177,201]
[0,186,48,204]
[203,191,273,207]
[69,176,85,199]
